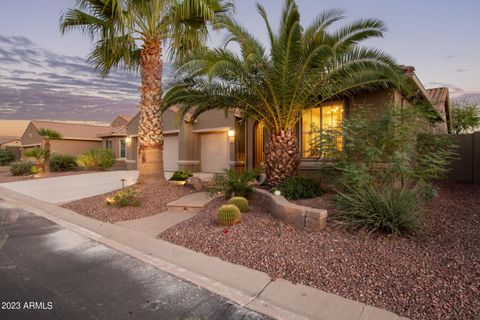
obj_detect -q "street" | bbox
[0,201,269,320]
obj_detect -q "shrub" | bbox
[227,196,249,212]
[10,161,33,176]
[207,169,259,199]
[335,184,421,235]
[49,154,77,172]
[217,204,241,226]
[0,149,15,166]
[106,187,141,208]
[77,148,115,170]
[273,175,323,200]
[169,170,193,181]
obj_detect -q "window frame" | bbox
[119,138,126,159]
[300,100,345,160]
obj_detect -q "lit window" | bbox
[302,103,343,158]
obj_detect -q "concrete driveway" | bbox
[0,171,139,204]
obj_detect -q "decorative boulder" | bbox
[185,176,203,191]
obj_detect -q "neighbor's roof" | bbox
[117,115,133,122]
[31,120,110,141]
[427,87,449,109]
[0,120,30,136]
[97,124,128,138]
[0,136,20,145]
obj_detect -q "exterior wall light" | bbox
[125,137,131,143]
[227,129,235,143]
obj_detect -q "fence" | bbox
[447,131,480,185]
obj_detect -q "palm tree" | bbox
[164,0,406,186]
[61,0,233,185]
[37,128,62,174]
[25,148,46,176]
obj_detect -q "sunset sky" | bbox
[0,0,479,121]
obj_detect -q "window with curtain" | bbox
[302,102,343,159]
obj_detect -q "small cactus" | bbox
[217,204,241,226]
[227,196,249,212]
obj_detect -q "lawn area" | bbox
[159,183,480,319]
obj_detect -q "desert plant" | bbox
[169,170,193,181]
[273,176,323,200]
[217,204,241,226]
[451,101,480,134]
[227,196,249,212]
[207,169,259,199]
[0,149,15,166]
[24,147,46,174]
[49,154,78,172]
[335,183,420,234]
[10,161,33,176]
[106,187,141,208]
[61,0,233,185]
[77,148,115,171]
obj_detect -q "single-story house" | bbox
[97,115,134,169]
[0,136,22,160]
[20,120,112,158]
[104,66,451,174]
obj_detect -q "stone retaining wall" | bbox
[252,188,327,231]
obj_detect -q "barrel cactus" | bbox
[217,204,241,226]
[227,196,249,212]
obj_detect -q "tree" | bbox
[37,128,62,173]
[164,0,406,186]
[61,0,233,184]
[451,101,480,134]
[24,148,46,175]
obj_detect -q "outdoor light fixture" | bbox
[125,137,131,143]
[228,129,235,143]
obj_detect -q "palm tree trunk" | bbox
[43,138,50,173]
[264,129,300,187]
[137,37,167,185]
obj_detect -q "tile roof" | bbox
[31,120,110,141]
[0,136,20,145]
[97,124,128,138]
[427,87,449,106]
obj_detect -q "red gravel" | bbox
[159,183,480,319]
[62,183,194,222]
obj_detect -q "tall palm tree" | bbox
[61,0,233,185]
[37,128,62,174]
[164,0,407,186]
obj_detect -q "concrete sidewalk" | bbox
[0,187,407,320]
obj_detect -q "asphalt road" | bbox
[0,201,269,320]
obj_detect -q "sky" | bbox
[0,0,479,121]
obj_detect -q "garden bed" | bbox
[62,183,195,222]
[159,183,480,319]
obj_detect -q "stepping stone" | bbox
[167,192,216,213]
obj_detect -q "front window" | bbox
[119,139,126,159]
[302,102,343,159]
[105,139,113,150]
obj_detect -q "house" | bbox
[97,115,134,169]
[0,120,31,160]
[20,120,111,158]
[106,66,451,174]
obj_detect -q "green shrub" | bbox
[169,170,193,181]
[0,149,15,166]
[207,169,259,199]
[217,204,241,226]
[227,196,249,212]
[77,148,115,170]
[106,187,141,208]
[10,161,33,176]
[49,154,78,172]
[273,176,323,200]
[335,184,421,235]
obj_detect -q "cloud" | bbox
[0,35,173,121]
[456,69,468,73]
[445,55,457,59]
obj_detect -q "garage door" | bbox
[163,135,179,171]
[201,132,229,173]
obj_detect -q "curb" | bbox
[0,187,407,320]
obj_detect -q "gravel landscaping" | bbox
[160,183,480,319]
[62,183,194,222]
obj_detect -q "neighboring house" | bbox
[109,66,452,174]
[0,136,22,160]
[20,120,111,158]
[97,115,134,169]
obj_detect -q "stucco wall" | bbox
[193,110,235,131]
[50,140,102,156]
[20,123,42,146]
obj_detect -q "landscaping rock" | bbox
[185,176,203,191]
